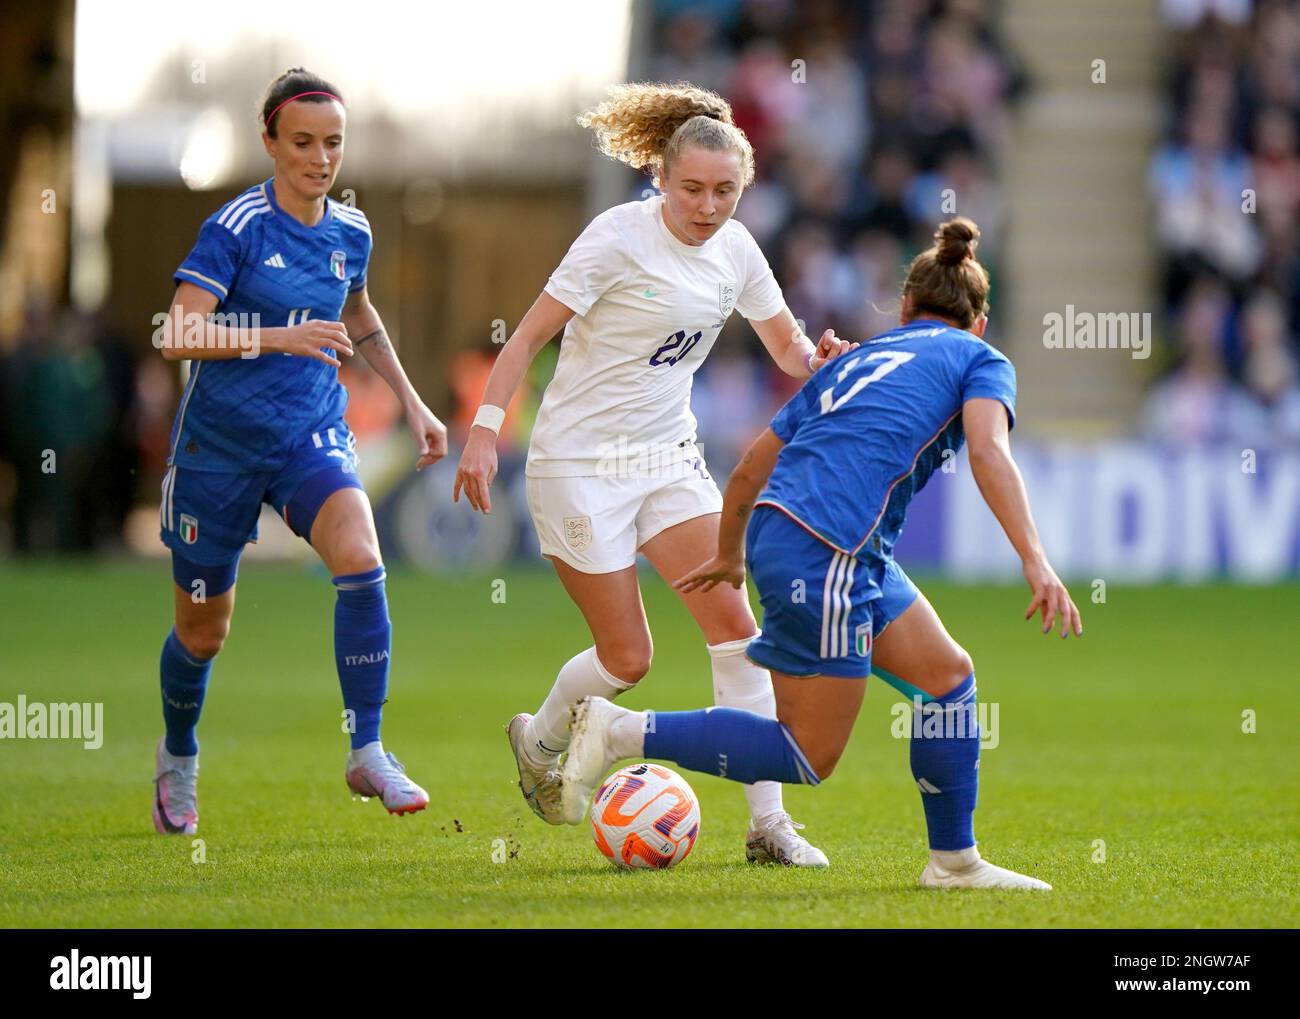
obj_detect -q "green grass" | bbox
[0,561,1296,927]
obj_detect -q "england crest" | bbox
[563,515,592,552]
[718,281,736,318]
[179,514,199,545]
[329,250,347,280]
[855,621,872,657]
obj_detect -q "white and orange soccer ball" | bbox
[589,763,700,869]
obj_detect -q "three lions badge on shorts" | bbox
[563,515,592,552]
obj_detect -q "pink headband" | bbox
[266,90,343,127]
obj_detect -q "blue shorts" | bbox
[159,420,364,569]
[744,505,919,679]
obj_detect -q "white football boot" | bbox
[153,738,199,835]
[745,811,830,868]
[919,847,1052,890]
[560,696,629,825]
[506,713,564,825]
[345,742,429,815]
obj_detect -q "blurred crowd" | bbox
[19,0,1295,557]
[0,303,157,554]
[1144,0,1300,445]
[0,302,399,555]
[602,0,1028,471]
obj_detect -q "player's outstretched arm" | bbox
[341,287,447,470]
[157,283,352,365]
[963,397,1083,639]
[750,307,856,378]
[674,427,785,593]
[453,291,574,514]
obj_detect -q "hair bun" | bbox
[935,217,980,266]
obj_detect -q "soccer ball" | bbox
[590,763,700,869]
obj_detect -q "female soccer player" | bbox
[152,69,447,834]
[561,218,1083,890]
[454,83,854,866]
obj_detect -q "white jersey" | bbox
[526,195,786,477]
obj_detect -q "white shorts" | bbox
[526,455,724,574]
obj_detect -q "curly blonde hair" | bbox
[578,82,755,190]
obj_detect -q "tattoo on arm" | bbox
[736,502,751,519]
[354,328,392,354]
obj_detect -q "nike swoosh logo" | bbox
[643,288,659,298]
[154,784,187,834]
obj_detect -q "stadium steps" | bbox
[1000,0,1164,438]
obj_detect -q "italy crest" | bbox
[855,621,872,657]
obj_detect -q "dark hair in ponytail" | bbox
[260,68,343,138]
[901,217,990,330]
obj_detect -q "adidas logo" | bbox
[263,253,286,268]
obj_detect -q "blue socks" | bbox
[160,629,212,757]
[909,673,980,850]
[333,566,391,750]
[643,707,820,785]
[161,566,392,755]
[161,564,390,753]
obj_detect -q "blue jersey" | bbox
[756,320,1016,560]
[169,178,372,472]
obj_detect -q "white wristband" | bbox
[472,404,506,435]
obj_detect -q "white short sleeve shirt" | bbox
[528,196,786,476]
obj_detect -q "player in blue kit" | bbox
[561,218,1083,889]
[151,69,447,834]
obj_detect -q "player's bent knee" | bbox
[706,616,759,646]
[611,656,652,685]
[784,723,840,780]
[330,545,383,578]
[913,645,975,698]
[807,747,843,780]
[935,647,974,695]
[598,644,652,684]
[175,623,228,661]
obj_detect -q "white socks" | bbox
[522,636,786,826]
[708,634,786,822]
[608,709,649,759]
[930,846,980,870]
[523,647,633,767]
[348,740,385,764]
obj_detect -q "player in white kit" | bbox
[454,83,854,866]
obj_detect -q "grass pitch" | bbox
[0,561,1295,928]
